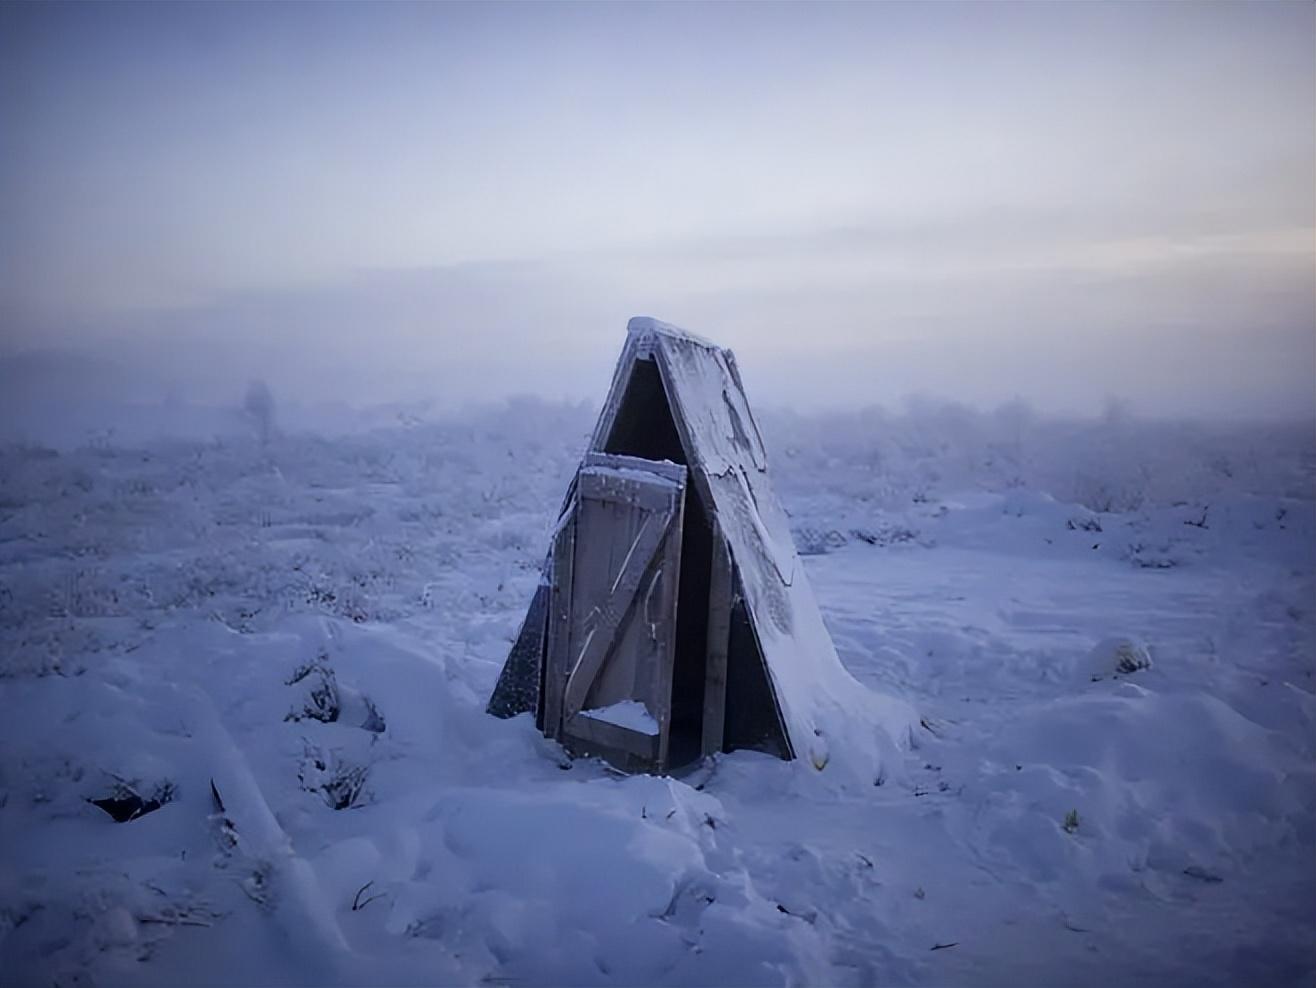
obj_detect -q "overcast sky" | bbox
[2,1,1313,417]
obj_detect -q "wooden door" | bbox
[545,452,686,771]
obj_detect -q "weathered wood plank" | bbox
[578,467,680,513]
[652,486,685,771]
[567,494,649,713]
[582,451,687,485]
[543,506,576,741]
[565,711,660,762]
[486,581,549,719]
[562,504,674,720]
[651,344,718,519]
[722,348,768,469]
[701,522,732,756]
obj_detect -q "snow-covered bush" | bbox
[1084,637,1153,679]
[286,655,341,723]
[763,400,1314,514]
[298,744,370,810]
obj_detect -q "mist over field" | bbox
[2,1,1314,425]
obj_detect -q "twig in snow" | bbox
[775,903,818,924]
[930,942,958,951]
[137,899,224,928]
[352,880,385,911]
[139,915,213,928]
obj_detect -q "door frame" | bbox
[545,452,686,771]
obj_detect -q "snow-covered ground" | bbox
[2,401,1313,986]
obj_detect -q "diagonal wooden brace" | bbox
[562,510,672,720]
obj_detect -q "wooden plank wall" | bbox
[543,508,577,741]
[702,522,732,757]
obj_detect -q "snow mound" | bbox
[972,687,1313,886]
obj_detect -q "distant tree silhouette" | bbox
[243,379,276,445]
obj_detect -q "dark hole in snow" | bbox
[89,781,174,823]
[775,902,818,924]
[359,696,387,734]
[90,793,162,822]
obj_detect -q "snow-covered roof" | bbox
[594,319,915,778]
[625,316,718,349]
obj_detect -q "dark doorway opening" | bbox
[601,358,685,465]
[723,598,790,758]
[601,357,788,767]
[603,358,706,767]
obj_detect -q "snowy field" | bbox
[1,400,1313,986]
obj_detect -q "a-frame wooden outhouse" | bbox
[488,317,885,775]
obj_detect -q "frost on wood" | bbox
[487,582,548,719]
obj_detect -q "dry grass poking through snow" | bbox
[0,400,1312,986]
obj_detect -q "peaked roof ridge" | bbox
[626,315,719,349]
